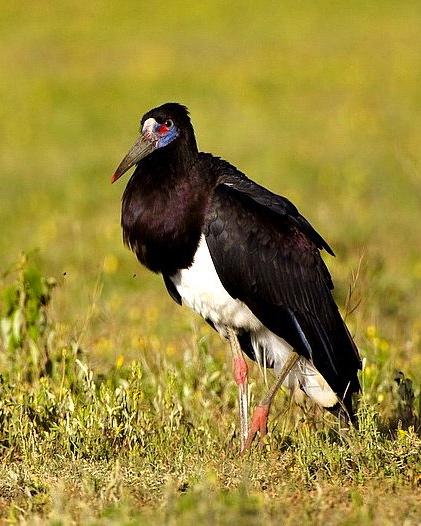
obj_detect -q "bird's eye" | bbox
[165,119,174,128]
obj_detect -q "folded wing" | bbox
[204,161,361,413]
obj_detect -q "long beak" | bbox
[111,134,156,183]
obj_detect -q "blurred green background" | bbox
[1,0,420,376]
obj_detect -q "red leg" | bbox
[227,328,249,450]
[233,355,248,386]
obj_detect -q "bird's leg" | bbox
[242,351,300,452]
[226,327,249,450]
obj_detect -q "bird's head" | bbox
[112,102,196,183]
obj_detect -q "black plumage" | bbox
[205,167,360,413]
[113,102,361,428]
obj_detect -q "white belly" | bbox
[170,235,262,333]
[169,235,338,408]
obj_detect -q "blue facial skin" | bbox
[156,125,179,148]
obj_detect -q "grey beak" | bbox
[111,134,156,183]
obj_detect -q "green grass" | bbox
[0,1,420,523]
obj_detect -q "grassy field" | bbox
[0,1,420,524]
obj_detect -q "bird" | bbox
[112,102,361,451]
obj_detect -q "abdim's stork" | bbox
[112,103,361,450]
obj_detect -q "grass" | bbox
[0,258,420,524]
[0,1,420,524]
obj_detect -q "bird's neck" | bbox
[150,137,199,179]
[122,146,213,275]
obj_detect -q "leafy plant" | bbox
[0,254,56,380]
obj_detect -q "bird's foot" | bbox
[241,404,269,453]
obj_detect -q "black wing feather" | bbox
[211,156,335,257]
[202,158,361,412]
[163,273,182,305]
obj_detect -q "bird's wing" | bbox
[203,161,361,406]
[208,156,335,257]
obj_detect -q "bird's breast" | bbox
[122,175,208,274]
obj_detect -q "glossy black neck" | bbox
[142,126,198,178]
